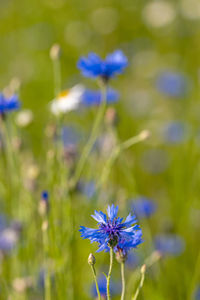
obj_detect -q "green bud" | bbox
[88,253,96,266]
[115,248,127,263]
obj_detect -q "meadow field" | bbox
[0,0,200,299]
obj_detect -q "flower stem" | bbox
[42,220,51,300]
[107,247,114,300]
[90,265,101,300]
[132,264,146,300]
[70,83,107,188]
[53,56,61,97]
[98,130,150,189]
[120,262,125,300]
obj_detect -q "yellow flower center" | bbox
[57,90,69,100]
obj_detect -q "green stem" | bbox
[53,57,61,97]
[120,262,125,300]
[71,84,107,188]
[42,220,51,300]
[107,247,114,300]
[132,265,146,300]
[90,265,101,300]
[98,130,149,189]
[188,248,200,300]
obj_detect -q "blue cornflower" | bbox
[82,89,119,106]
[79,204,143,252]
[41,191,49,201]
[162,121,188,144]
[77,50,128,81]
[131,197,157,218]
[61,126,80,148]
[156,71,188,98]
[0,93,21,115]
[39,191,49,215]
[154,234,185,256]
[0,221,21,252]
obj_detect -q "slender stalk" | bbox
[42,220,51,300]
[52,55,61,97]
[90,265,101,300]
[107,247,114,300]
[71,84,107,188]
[98,130,150,189]
[132,265,146,300]
[120,262,125,300]
[188,248,200,300]
[126,251,160,298]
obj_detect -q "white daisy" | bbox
[50,84,84,115]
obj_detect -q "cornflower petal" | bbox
[77,50,128,80]
[91,210,107,224]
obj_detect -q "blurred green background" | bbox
[1,0,200,299]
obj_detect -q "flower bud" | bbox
[105,107,118,126]
[38,191,49,216]
[88,253,96,266]
[50,44,61,60]
[115,248,127,263]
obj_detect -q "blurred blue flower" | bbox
[91,275,120,298]
[131,197,157,218]
[41,190,49,201]
[61,126,80,148]
[194,286,200,300]
[82,89,119,106]
[156,71,188,98]
[0,215,7,231]
[0,93,21,115]
[80,204,143,252]
[126,251,140,269]
[78,180,96,199]
[0,228,19,252]
[154,234,185,256]
[77,50,128,80]
[162,121,188,144]
[39,191,50,215]
[0,215,21,253]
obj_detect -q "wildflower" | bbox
[0,222,21,253]
[156,71,188,98]
[79,204,143,252]
[39,191,49,216]
[0,93,21,116]
[77,50,128,81]
[78,180,96,199]
[154,234,185,256]
[50,84,84,115]
[82,88,119,106]
[115,230,143,262]
[161,121,189,144]
[61,126,80,148]
[131,197,157,218]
